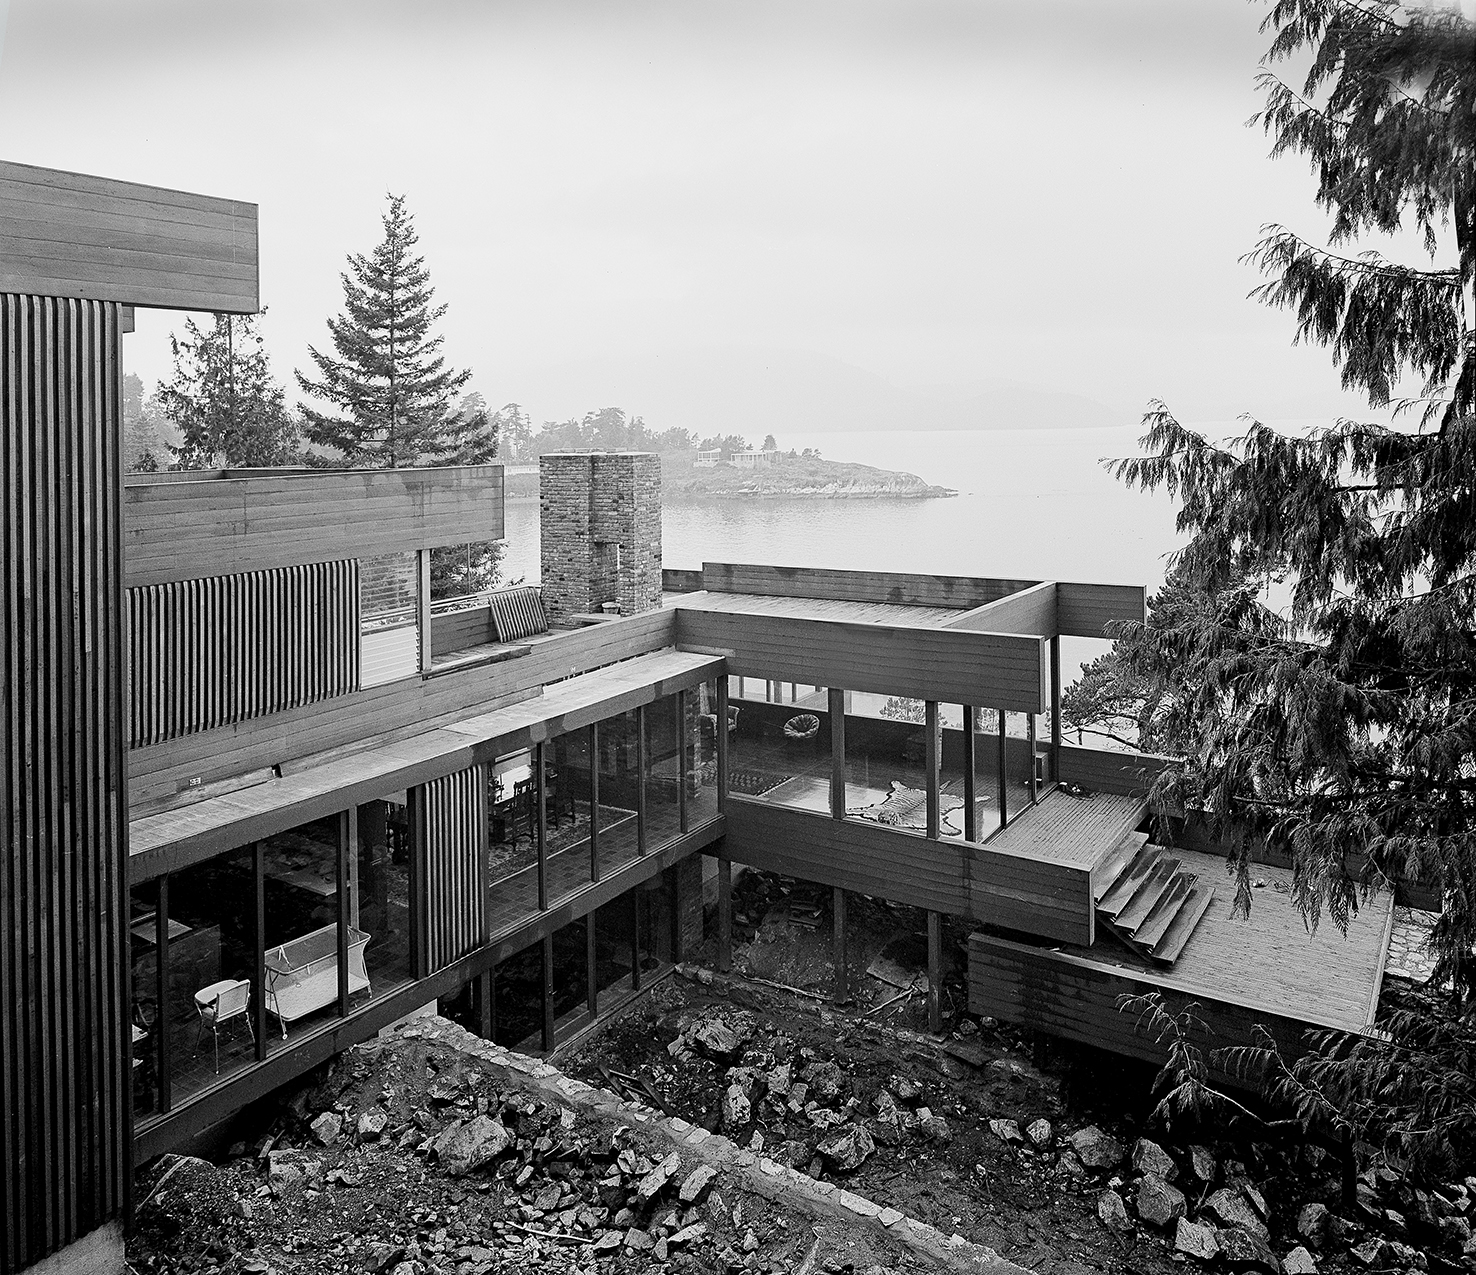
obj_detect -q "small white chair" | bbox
[194,978,254,1074]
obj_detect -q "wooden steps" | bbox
[1094,838,1214,966]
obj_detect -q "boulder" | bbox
[432,1116,511,1176]
[679,1164,718,1204]
[1132,1138,1177,1182]
[1206,1188,1270,1242]
[888,1074,923,1104]
[918,1114,952,1145]
[1188,1144,1216,1183]
[806,1060,845,1102]
[1282,1246,1317,1275]
[357,1107,389,1141]
[691,1018,745,1063]
[1096,1188,1133,1233]
[1136,1174,1186,1228]
[818,1125,875,1172]
[266,1150,321,1192]
[636,1152,682,1203]
[722,1084,751,1129]
[1296,1202,1330,1248]
[1070,1126,1125,1171]
[1026,1118,1053,1150]
[988,1119,1024,1145]
[1175,1218,1219,1261]
[1349,1238,1388,1267]
[1217,1227,1282,1274]
[869,1093,904,1146]
[309,1111,343,1147]
[765,1062,792,1099]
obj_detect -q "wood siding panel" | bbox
[700,563,1038,609]
[1,294,129,1272]
[423,767,487,970]
[430,604,494,656]
[122,466,505,587]
[0,162,257,313]
[944,583,1057,635]
[1058,742,1175,797]
[1054,583,1146,639]
[127,560,360,747]
[725,799,1093,944]
[676,608,1048,712]
[127,609,680,810]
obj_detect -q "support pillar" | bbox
[1050,636,1062,784]
[828,688,846,818]
[716,855,733,974]
[473,970,495,1040]
[541,935,555,1052]
[927,912,943,1034]
[925,701,941,839]
[962,705,977,841]
[997,712,1009,827]
[833,888,849,1004]
[417,546,433,674]
[586,915,598,1017]
[716,677,730,811]
[536,741,548,909]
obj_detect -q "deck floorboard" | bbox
[986,789,1147,869]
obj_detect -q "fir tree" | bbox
[158,314,300,469]
[1108,1,1476,996]
[296,195,495,468]
[122,372,163,471]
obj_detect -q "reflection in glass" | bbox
[686,680,721,827]
[548,729,595,905]
[597,710,642,874]
[842,693,929,833]
[644,693,682,850]
[128,880,163,1117]
[727,680,830,812]
[355,798,412,995]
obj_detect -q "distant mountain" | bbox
[505,347,1128,435]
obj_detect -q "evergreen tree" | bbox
[122,372,163,471]
[1108,1,1476,994]
[158,313,300,469]
[297,195,494,467]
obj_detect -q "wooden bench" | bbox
[264,923,371,1038]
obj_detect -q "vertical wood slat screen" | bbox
[126,560,361,748]
[423,766,488,972]
[1,294,130,1273]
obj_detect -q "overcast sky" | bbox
[0,0,1420,431]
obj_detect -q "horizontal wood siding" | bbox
[944,582,1057,635]
[967,934,1311,1088]
[122,466,505,588]
[701,563,1037,609]
[1055,583,1146,639]
[430,605,494,656]
[128,608,679,810]
[127,560,360,747]
[661,568,704,594]
[424,767,487,970]
[1058,742,1175,797]
[1,294,129,1272]
[678,608,1048,712]
[725,799,1093,944]
[0,161,257,313]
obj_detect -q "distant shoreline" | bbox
[504,455,955,501]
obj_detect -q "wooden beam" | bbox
[1054,582,1147,639]
[473,970,494,1040]
[699,563,1037,609]
[927,912,943,1034]
[829,688,846,818]
[0,160,259,312]
[944,581,1057,636]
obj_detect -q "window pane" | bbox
[728,681,831,813]
[597,710,642,876]
[355,798,412,994]
[128,880,162,1118]
[644,693,681,850]
[361,552,419,686]
[548,729,595,905]
[842,692,929,833]
[686,680,721,827]
[488,750,540,933]
[940,705,969,839]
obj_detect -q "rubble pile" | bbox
[128,1025,937,1275]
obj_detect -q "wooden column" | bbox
[676,692,688,834]
[336,809,352,1015]
[1050,636,1062,784]
[586,915,598,1017]
[407,786,429,979]
[631,890,643,992]
[417,546,433,674]
[716,855,733,974]
[155,878,172,1113]
[962,705,978,842]
[715,678,730,812]
[472,970,495,1040]
[535,742,548,909]
[540,935,555,1052]
[833,888,848,1004]
[668,867,685,964]
[997,712,1009,828]
[252,844,267,1061]
[636,705,648,854]
[927,911,943,1034]
[925,701,941,839]
[1027,713,1038,805]
[828,688,846,818]
[588,723,600,883]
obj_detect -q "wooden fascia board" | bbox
[943,581,1059,636]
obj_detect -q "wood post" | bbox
[833,888,848,1004]
[631,890,643,992]
[676,691,688,834]
[336,809,352,1015]
[927,911,943,1034]
[925,701,941,839]
[1027,712,1038,805]
[252,843,267,1062]
[716,855,733,974]
[1050,636,1062,784]
[962,705,977,842]
[536,742,548,910]
[589,722,600,883]
[636,704,648,853]
[716,678,730,811]
[586,914,598,1017]
[417,546,433,674]
[829,688,847,818]
[997,712,1009,828]
[541,934,555,1052]
[156,876,172,1111]
[668,867,685,964]
[408,786,429,979]
[473,970,495,1040]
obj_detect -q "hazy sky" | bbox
[0,0,1419,430]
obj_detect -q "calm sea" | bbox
[500,425,1183,681]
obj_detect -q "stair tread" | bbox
[1096,846,1162,916]
[1115,857,1183,931]
[1133,873,1194,947]
[1093,830,1149,902]
[1150,883,1217,965]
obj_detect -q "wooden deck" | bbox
[969,849,1396,1077]
[986,789,1147,870]
[671,589,968,628]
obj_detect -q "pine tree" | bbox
[296,195,494,468]
[158,314,300,469]
[122,372,163,471]
[1109,1,1476,995]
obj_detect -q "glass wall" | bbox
[597,710,642,875]
[360,552,420,686]
[938,704,968,839]
[686,680,722,827]
[488,749,539,931]
[355,797,412,994]
[165,847,257,1103]
[727,676,830,809]
[841,692,929,831]
[644,692,682,849]
[492,938,545,1050]
[548,729,595,905]
[128,880,163,1117]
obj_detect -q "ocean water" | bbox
[501,425,1182,592]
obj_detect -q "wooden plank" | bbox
[701,563,1038,609]
[0,161,258,312]
[676,608,1049,713]
[1058,741,1175,797]
[944,582,1057,635]
[1054,582,1146,639]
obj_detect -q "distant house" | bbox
[731,449,776,469]
[693,448,721,468]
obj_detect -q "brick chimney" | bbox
[539,451,662,625]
